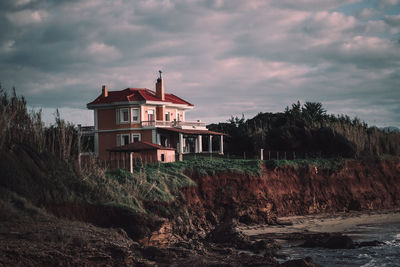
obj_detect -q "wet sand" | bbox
[239,210,400,236]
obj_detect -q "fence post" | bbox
[260,149,264,160]
[268,151,271,160]
[244,152,246,160]
[277,151,279,160]
[293,151,296,160]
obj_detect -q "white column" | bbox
[157,133,161,145]
[219,135,224,155]
[195,136,199,153]
[129,152,133,174]
[152,129,157,144]
[208,135,212,153]
[198,135,203,153]
[140,106,144,123]
[179,133,184,154]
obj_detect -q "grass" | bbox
[156,156,263,177]
[264,157,346,171]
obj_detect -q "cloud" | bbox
[378,0,399,8]
[6,9,48,26]
[0,0,399,128]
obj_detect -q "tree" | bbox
[302,102,326,123]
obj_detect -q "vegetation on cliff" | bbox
[208,101,400,158]
[0,86,262,221]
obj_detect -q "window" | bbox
[131,133,141,143]
[161,154,165,162]
[131,108,139,123]
[120,108,129,123]
[165,111,170,121]
[121,134,130,146]
[148,109,154,121]
[117,134,130,146]
[177,112,180,121]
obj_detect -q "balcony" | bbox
[141,120,206,129]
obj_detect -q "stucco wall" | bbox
[157,150,176,163]
[97,129,154,159]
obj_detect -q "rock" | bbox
[139,246,167,260]
[357,240,384,247]
[206,219,246,244]
[325,235,355,249]
[281,256,322,267]
[301,233,355,249]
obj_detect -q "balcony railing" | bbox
[141,120,206,129]
[174,121,206,128]
[141,120,172,127]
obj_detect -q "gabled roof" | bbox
[107,141,175,152]
[87,88,193,107]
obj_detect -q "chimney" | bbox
[155,71,165,100]
[102,85,108,97]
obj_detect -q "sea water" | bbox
[279,222,400,267]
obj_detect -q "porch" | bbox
[156,127,226,158]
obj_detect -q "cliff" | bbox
[178,159,400,234]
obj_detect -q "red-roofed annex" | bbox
[86,74,224,162]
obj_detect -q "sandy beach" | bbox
[239,210,400,236]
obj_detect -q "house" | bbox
[86,73,224,162]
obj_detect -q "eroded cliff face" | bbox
[180,160,400,232]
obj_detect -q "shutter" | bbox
[116,134,121,146]
[116,109,120,125]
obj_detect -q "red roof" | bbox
[107,141,175,152]
[87,88,193,107]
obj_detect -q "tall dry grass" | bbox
[0,85,78,160]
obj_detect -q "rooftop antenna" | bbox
[158,70,162,79]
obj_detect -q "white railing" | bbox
[174,121,206,128]
[141,120,172,127]
[141,120,206,129]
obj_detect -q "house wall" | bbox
[98,107,142,130]
[97,129,154,159]
[165,107,183,122]
[132,150,158,164]
[157,150,175,163]
[97,105,186,130]
[142,105,157,121]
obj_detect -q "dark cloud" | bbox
[0,0,399,128]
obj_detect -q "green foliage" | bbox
[159,156,262,177]
[208,101,400,158]
[265,157,345,171]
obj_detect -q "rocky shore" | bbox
[3,211,398,266]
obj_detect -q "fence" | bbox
[181,150,341,161]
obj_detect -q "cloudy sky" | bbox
[1,0,399,127]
